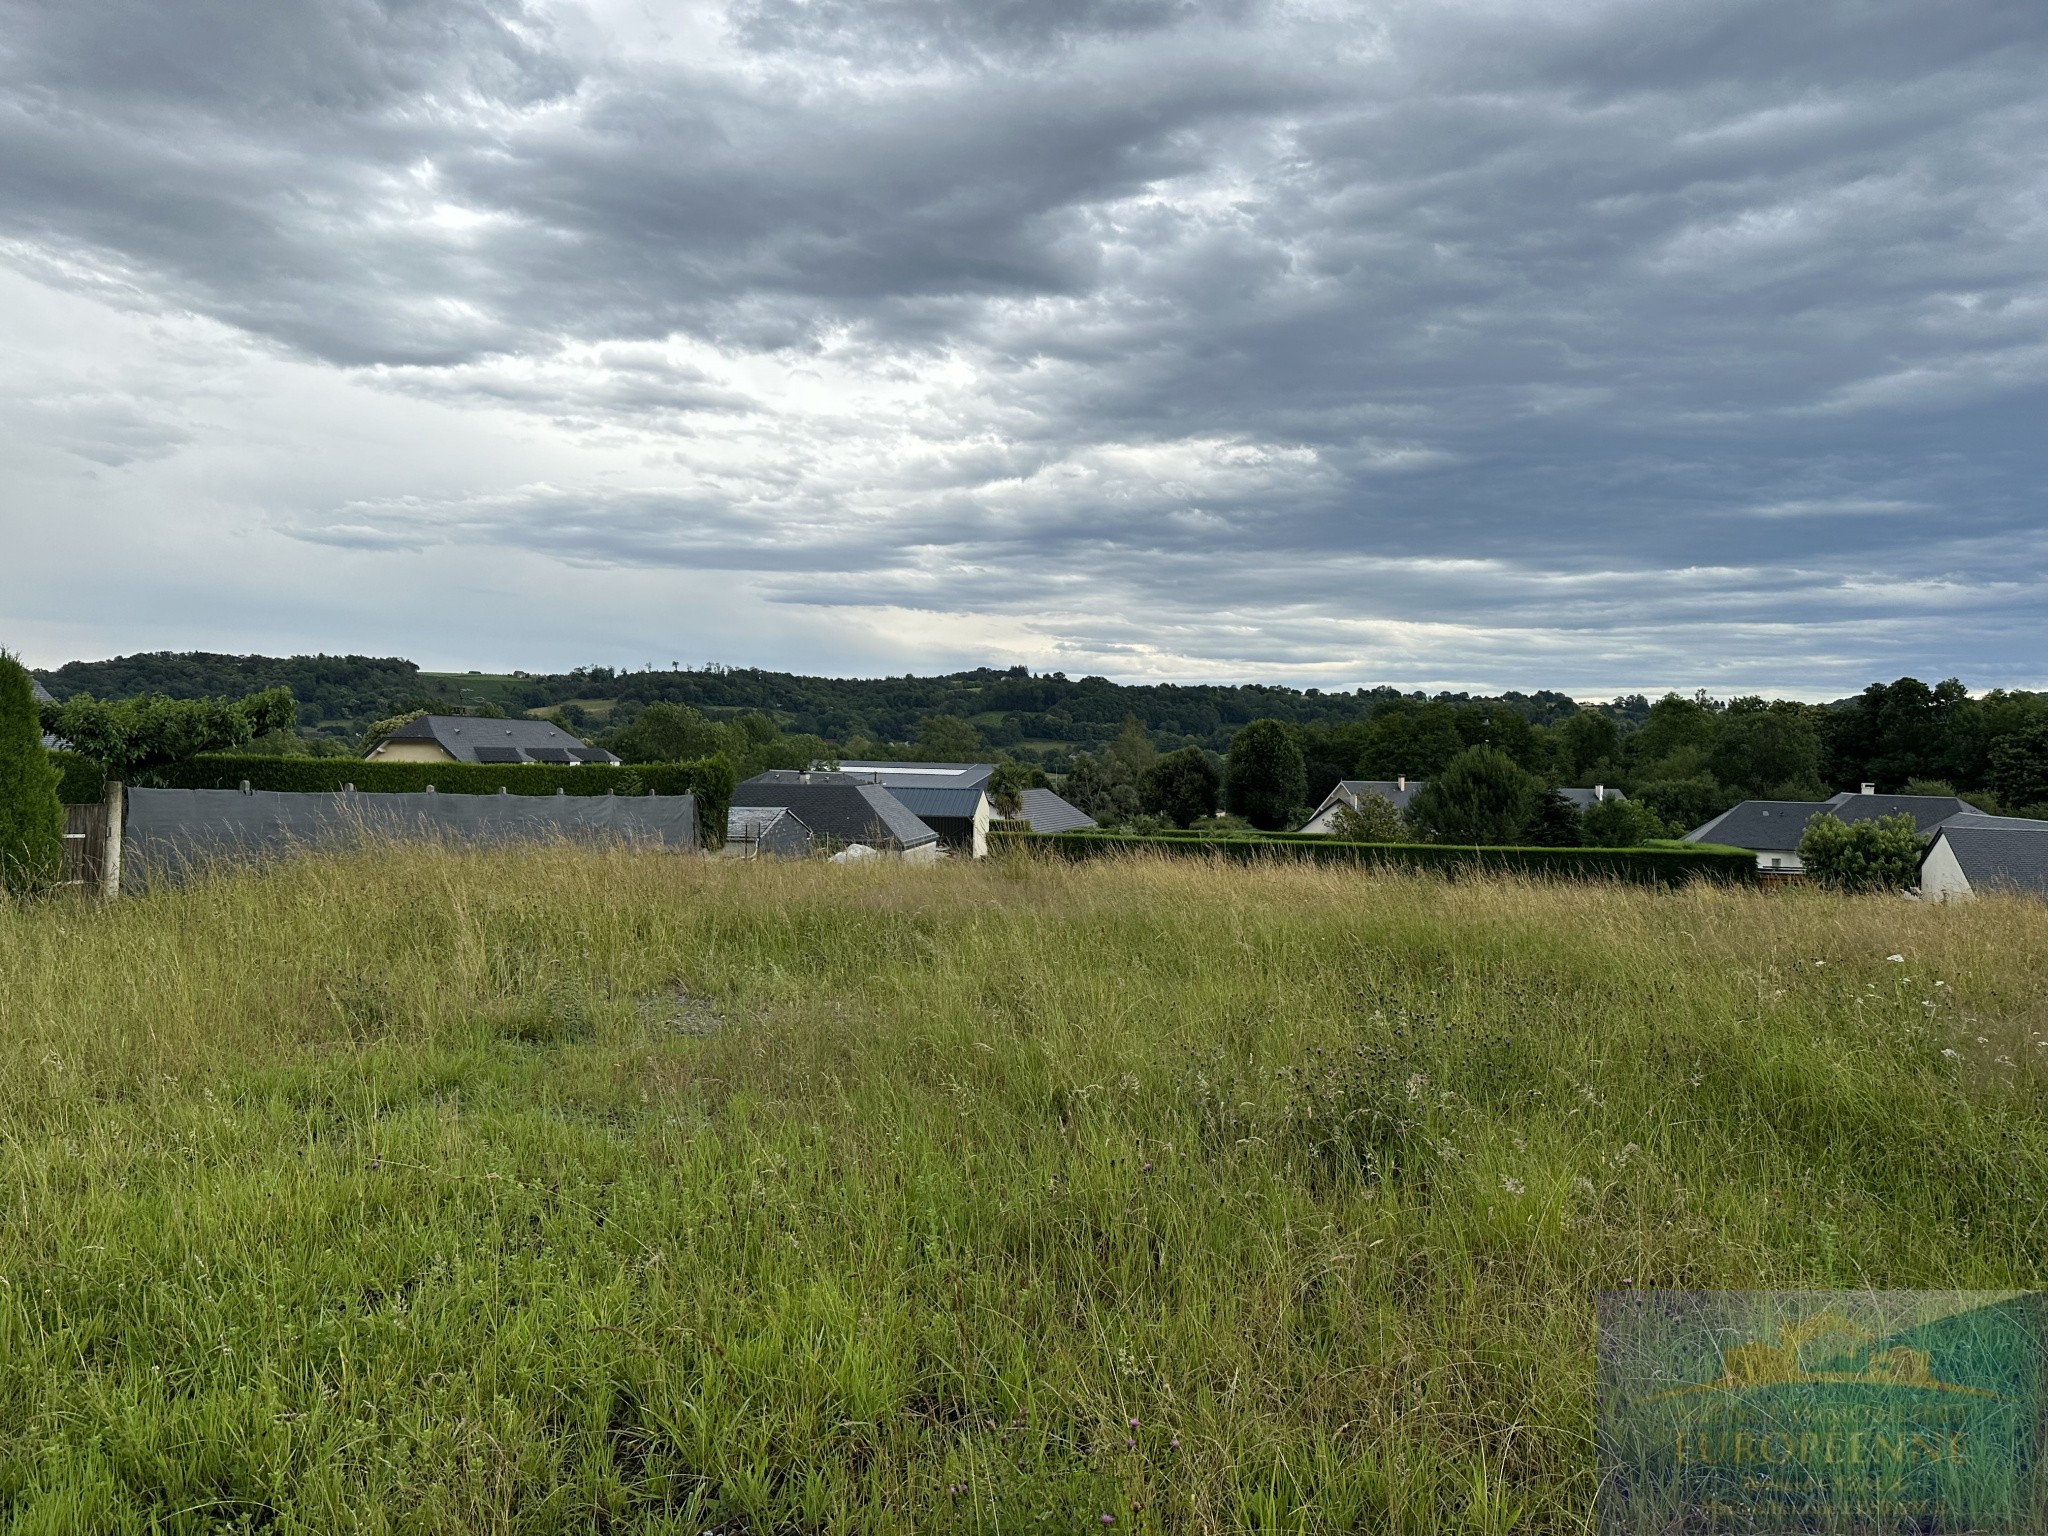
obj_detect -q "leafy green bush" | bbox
[1796,812,1926,892]
[1581,794,1666,847]
[993,829,1757,884]
[1,655,64,894]
[1404,746,1536,843]
[39,687,299,777]
[1325,791,1406,842]
[47,750,107,806]
[150,753,736,847]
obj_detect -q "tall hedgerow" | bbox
[0,654,64,894]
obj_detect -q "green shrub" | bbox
[0,656,64,894]
[1325,791,1406,842]
[38,687,298,777]
[48,750,107,806]
[1140,745,1222,827]
[992,829,1757,885]
[150,753,736,847]
[1796,811,1925,892]
[1405,746,1536,843]
[1581,794,1666,847]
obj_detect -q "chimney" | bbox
[1861,782,1876,796]
[1397,775,1406,792]
[1594,784,1604,801]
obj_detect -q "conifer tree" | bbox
[0,655,64,894]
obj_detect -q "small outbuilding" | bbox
[724,805,814,859]
[732,772,941,859]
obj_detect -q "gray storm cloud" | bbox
[1,0,2043,689]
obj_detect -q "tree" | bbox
[1105,715,1157,779]
[1404,746,1537,844]
[1140,746,1221,827]
[608,702,731,763]
[1,655,64,894]
[1326,792,1406,842]
[1523,789,1583,846]
[1797,812,1925,892]
[987,761,1044,818]
[1354,701,1466,779]
[1987,719,2048,812]
[1557,710,1622,781]
[913,713,982,762]
[1632,773,1732,837]
[1710,699,1824,797]
[1581,795,1664,847]
[41,687,298,778]
[1224,719,1307,831]
[1064,751,1140,825]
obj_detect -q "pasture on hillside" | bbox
[1,848,2044,1533]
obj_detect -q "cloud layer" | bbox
[3,0,2045,692]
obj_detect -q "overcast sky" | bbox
[3,0,2043,697]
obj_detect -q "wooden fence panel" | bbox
[61,802,108,889]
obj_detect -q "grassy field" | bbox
[1,849,2044,1533]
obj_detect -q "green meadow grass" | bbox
[1,847,2043,1533]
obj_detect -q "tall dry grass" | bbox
[0,846,2043,1532]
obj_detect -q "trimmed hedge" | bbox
[149,754,736,847]
[50,750,108,807]
[990,829,1757,885]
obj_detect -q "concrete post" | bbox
[100,780,124,900]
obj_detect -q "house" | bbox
[724,805,813,859]
[732,771,941,859]
[833,760,1096,845]
[31,679,67,750]
[1683,786,1977,873]
[1919,814,2048,901]
[1299,778,1426,834]
[367,714,620,766]
[1297,777,1623,834]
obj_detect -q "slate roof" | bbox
[1312,779,1426,816]
[732,772,938,849]
[726,805,813,856]
[835,761,993,790]
[30,679,65,749]
[376,714,619,766]
[1686,791,1976,850]
[1556,786,1626,809]
[1926,822,2048,897]
[1819,792,1976,833]
[1017,786,1097,833]
[885,785,989,823]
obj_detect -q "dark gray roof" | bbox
[1556,786,1626,809]
[885,785,989,821]
[732,775,937,849]
[379,714,619,766]
[1819,792,1976,833]
[1325,779,1427,813]
[1683,800,1832,850]
[835,761,993,790]
[1932,811,2048,832]
[1927,823,2048,896]
[1685,792,1974,849]
[1017,786,1097,833]
[31,679,55,703]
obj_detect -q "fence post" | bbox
[100,780,124,901]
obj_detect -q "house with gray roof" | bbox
[1920,814,2048,901]
[1684,787,1977,873]
[1299,777,1624,834]
[832,760,1096,844]
[31,678,66,750]
[732,771,940,858]
[368,714,620,767]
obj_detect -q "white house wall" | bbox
[1919,837,1973,901]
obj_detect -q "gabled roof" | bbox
[732,773,938,849]
[1925,822,2048,897]
[1820,792,1976,833]
[377,714,619,766]
[1555,786,1625,809]
[1314,779,1427,815]
[835,761,994,790]
[1017,786,1097,833]
[1683,800,1832,851]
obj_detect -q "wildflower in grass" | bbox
[1887,954,1905,962]
[1502,1175,1525,1195]
[1942,1049,1960,1060]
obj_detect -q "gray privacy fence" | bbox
[122,787,698,891]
